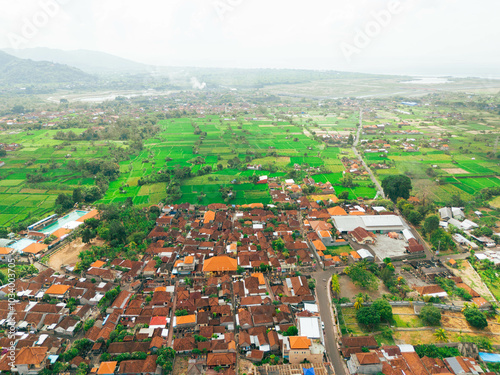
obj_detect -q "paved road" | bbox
[314,269,347,375]
[352,108,385,199]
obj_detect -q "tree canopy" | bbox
[382,175,412,202]
[419,305,442,325]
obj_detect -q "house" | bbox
[347,352,383,375]
[357,249,374,262]
[283,336,324,364]
[202,255,237,273]
[206,353,236,369]
[117,356,158,375]
[174,314,196,328]
[173,256,196,275]
[0,247,14,262]
[328,206,348,216]
[349,227,376,244]
[45,284,71,299]
[203,210,215,224]
[247,164,262,171]
[0,161,4,168]
[406,238,424,254]
[318,230,334,246]
[439,207,453,221]
[414,285,448,298]
[350,251,361,262]
[312,240,326,252]
[451,207,465,221]
[22,242,48,257]
[10,347,48,375]
[444,356,483,375]
[97,361,118,375]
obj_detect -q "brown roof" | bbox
[402,352,429,375]
[342,336,378,348]
[414,285,446,296]
[15,347,48,365]
[207,353,236,367]
[356,352,380,365]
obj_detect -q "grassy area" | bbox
[392,314,425,328]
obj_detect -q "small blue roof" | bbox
[479,352,500,362]
[303,368,315,375]
[47,355,59,364]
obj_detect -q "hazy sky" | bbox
[1,0,499,76]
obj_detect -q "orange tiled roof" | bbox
[312,240,326,251]
[204,210,215,224]
[76,209,99,222]
[0,247,12,255]
[328,206,348,216]
[176,314,196,325]
[90,260,106,268]
[350,251,361,259]
[97,361,117,375]
[52,228,71,239]
[289,336,311,349]
[22,242,48,254]
[251,272,265,285]
[202,255,237,272]
[45,284,71,295]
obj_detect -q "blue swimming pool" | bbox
[40,210,88,234]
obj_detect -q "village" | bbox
[0,170,499,375]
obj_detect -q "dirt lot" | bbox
[442,311,500,334]
[393,330,438,345]
[339,275,390,301]
[394,329,500,345]
[443,168,469,174]
[446,260,495,301]
[239,359,256,375]
[392,306,417,315]
[48,238,104,270]
[173,356,189,375]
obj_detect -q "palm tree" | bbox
[433,328,448,342]
[462,302,470,313]
[354,296,364,310]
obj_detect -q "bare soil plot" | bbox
[393,330,438,345]
[48,237,104,270]
[392,306,417,315]
[443,168,469,174]
[173,356,189,375]
[446,261,495,301]
[239,359,256,374]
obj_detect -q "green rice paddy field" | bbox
[0,115,359,226]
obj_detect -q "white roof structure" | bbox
[297,316,322,340]
[451,207,465,220]
[475,253,488,261]
[357,249,373,259]
[461,219,478,230]
[372,206,387,213]
[303,303,319,313]
[332,215,406,232]
[398,344,415,353]
[402,229,415,241]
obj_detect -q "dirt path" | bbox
[48,238,104,270]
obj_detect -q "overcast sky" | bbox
[0,0,499,76]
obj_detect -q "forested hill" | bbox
[0,51,95,86]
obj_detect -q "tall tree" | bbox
[382,175,412,202]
